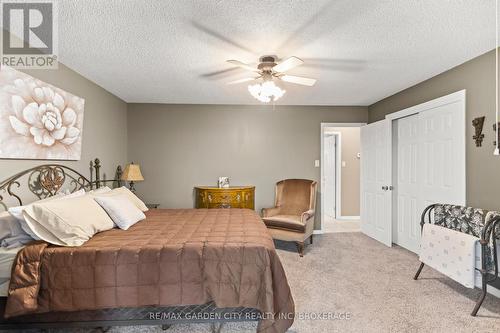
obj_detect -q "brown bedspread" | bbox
[5,209,294,333]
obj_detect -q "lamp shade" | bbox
[121,163,144,182]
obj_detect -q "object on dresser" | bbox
[218,177,229,188]
[195,186,255,209]
[121,162,144,193]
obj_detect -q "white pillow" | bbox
[0,212,14,241]
[94,194,146,230]
[93,187,148,212]
[7,189,85,239]
[0,212,34,248]
[21,212,66,246]
[88,186,112,194]
[23,193,114,246]
[8,194,64,239]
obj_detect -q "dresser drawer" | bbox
[195,186,255,210]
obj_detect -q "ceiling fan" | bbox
[225,56,317,103]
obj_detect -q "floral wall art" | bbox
[0,66,85,160]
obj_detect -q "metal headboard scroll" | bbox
[0,158,123,210]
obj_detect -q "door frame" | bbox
[386,89,466,247]
[320,122,365,230]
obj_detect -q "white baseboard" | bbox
[487,285,500,298]
[336,216,360,220]
[475,273,500,298]
[313,230,324,235]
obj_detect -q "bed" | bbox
[0,159,294,333]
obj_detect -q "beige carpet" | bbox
[11,233,500,333]
[321,218,361,233]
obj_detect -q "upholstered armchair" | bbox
[262,179,317,257]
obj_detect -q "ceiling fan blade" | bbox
[226,77,260,85]
[226,60,259,72]
[272,56,304,73]
[280,75,316,86]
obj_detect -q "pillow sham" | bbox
[88,186,112,194]
[94,194,146,230]
[8,189,86,239]
[93,186,148,212]
[23,193,114,246]
[8,194,64,239]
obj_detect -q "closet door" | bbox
[360,120,392,247]
[395,98,466,253]
[395,115,421,253]
[420,104,465,206]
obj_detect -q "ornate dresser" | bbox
[195,186,255,209]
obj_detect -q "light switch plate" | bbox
[342,161,346,167]
[314,160,320,167]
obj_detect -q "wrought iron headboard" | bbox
[0,158,122,210]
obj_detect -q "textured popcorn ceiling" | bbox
[57,0,496,105]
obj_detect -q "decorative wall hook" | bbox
[494,122,500,147]
[472,117,485,147]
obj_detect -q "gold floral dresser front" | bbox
[195,186,255,209]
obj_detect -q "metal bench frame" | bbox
[413,204,500,316]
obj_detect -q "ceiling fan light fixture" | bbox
[248,81,286,103]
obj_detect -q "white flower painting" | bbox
[0,66,85,160]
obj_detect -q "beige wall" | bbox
[327,127,360,216]
[127,104,368,229]
[0,63,128,190]
[369,49,500,210]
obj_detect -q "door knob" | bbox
[382,186,388,191]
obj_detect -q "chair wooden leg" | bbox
[309,234,313,244]
[296,242,305,257]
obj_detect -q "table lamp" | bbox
[121,162,144,193]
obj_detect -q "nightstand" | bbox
[146,203,160,209]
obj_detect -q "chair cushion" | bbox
[278,179,313,216]
[262,215,306,233]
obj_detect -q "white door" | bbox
[360,119,392,247]
[395,98,466,253]
[420,103,465,206]
[323,134,336,219]
[395,114,421,253]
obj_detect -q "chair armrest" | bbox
[301,209,315,223]
[262,207,281,218]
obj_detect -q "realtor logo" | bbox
[1,0,58,69]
